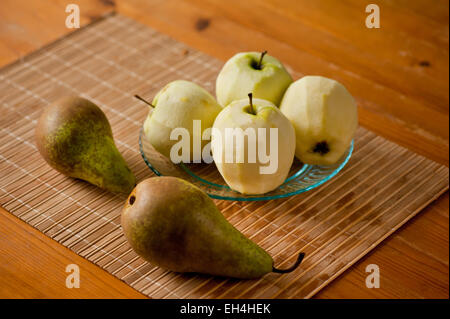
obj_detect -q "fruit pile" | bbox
[141,51,358,194]
[35,51,357,279]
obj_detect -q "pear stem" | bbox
[257,50,267,69]
[272,252,305,274]
[248,93,256,115]
[134,94,155,108]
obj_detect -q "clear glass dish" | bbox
[139,127,353,201]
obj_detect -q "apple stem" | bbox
[134,94,155,108]
[272,252,305,274]
[257,50,267,69]
[248,93,256,115]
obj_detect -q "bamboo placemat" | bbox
[0,13,448,299]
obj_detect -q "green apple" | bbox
[216,51,293,107]
[280,76,358,165]
[211,94,296,194]
[142,80,222,162]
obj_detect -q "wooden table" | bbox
[0,0,448,299]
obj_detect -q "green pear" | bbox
[121,177,304,279]
[216,51,293,107]
[142,80,222,162]
[212,94,296,194]
[35,96,136,194]
[280,76,358,165]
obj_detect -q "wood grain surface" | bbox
[0,207,145,299]
[0,0,448,299]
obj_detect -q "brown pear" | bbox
[35,96,136,194]
[121,177,304,279]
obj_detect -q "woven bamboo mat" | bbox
[0,13,448,299]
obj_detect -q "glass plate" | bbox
[139,127,353,201]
